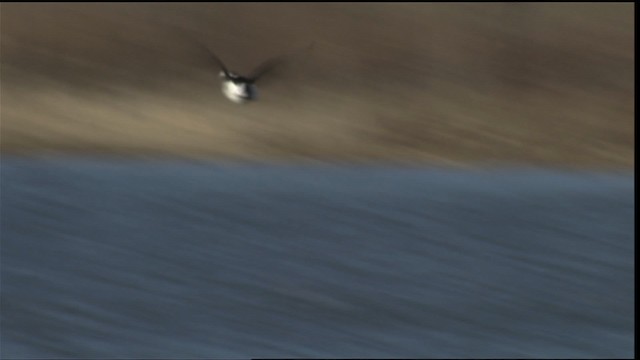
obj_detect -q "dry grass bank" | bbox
[1,3,634,168]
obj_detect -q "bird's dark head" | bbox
[220,71,253,84]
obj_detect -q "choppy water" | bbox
[1,158,634,359]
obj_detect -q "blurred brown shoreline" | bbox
[1,3,634,168]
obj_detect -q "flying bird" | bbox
[199,42,314,104]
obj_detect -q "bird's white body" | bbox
[220,72,257,104]
[221,80,255,104]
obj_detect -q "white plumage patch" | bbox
[221,80,255,104]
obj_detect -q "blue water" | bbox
[1,158,634,358]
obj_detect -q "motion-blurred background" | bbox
[1,3,634,167]
[1,4,635,359]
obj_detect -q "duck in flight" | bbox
[200,43,313,104]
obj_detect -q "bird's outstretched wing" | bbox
[248,42,315,83]
[197,41,231,78]
[158,23,232,78]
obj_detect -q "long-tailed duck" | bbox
[200,43,313,104]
